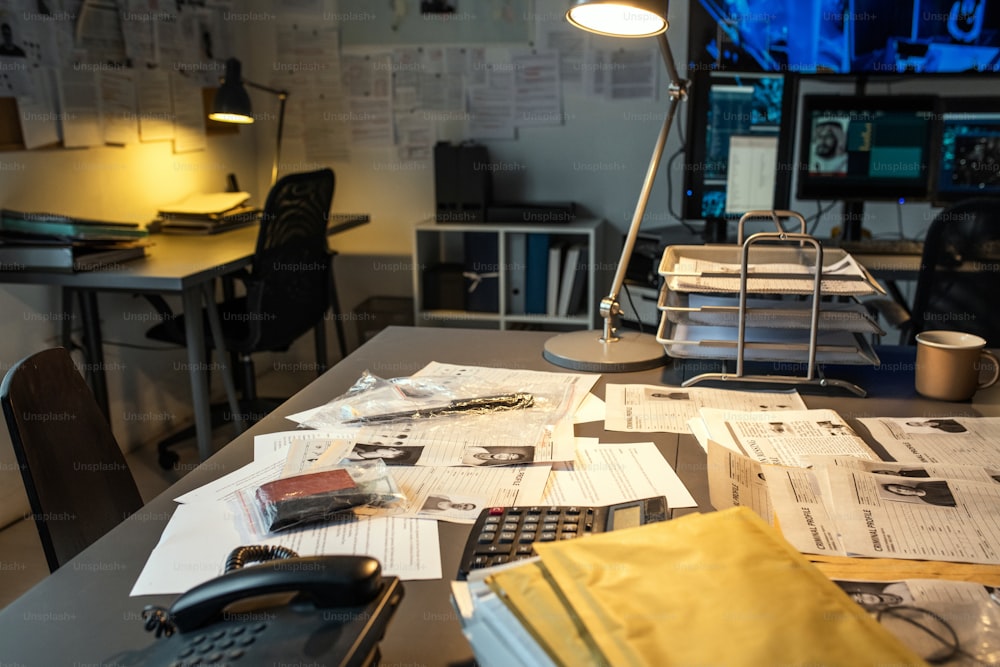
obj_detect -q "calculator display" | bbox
[610,504,641,529]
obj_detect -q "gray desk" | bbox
[0,214,368,462]
[0,226,261,462]
[851,252,921,282]
[1,327,997,666]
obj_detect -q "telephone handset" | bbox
[125,555,404,667]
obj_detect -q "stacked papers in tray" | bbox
[655,241,886,367]
[659,291,885,335]
[659,244,883,296]
[656,320,881,364]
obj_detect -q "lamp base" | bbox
[542,329,667,372]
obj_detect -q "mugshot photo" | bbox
[461,445,534,466]
[343,442,424,466]
[417,492,483,522]
[878,480,958,508]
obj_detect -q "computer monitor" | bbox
[932,96,1000,203]
[796,94,939,203]
[689,0,1000,74]
[681,70,796,241]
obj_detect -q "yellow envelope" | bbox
[518,507,928,667]
[486,560,602,666]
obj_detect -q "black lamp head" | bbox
[209,58,254,124]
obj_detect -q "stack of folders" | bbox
[156,191,260,234]
[0,208,150,272]
[451,507,925,667]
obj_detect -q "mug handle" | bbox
[978,350,1000,389]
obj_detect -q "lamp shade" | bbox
[566,0,668,37]
[209,58,254,124]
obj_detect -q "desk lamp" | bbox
[210,58,289,186]
[543,0,687,372]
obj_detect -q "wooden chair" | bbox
[0,347,144,572]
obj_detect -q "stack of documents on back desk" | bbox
[156,191,260,234]
[0,208,149,271]
[452,507,923,667]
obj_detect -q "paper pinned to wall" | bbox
[57,66,104,148]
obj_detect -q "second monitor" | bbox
[933,96,1000,203]
[796,94,939,203]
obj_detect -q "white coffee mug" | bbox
[914,331,1000,401]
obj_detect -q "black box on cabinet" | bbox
[422,263,466,310]
[434,141,492,222]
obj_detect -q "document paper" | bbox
[766,461,1000,564]
[605,385,805,433]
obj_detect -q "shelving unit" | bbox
[413,218,609,330]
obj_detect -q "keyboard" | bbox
[835,239,925,256]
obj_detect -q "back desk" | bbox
[1,326,997,666]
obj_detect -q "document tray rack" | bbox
[655,211,886,396]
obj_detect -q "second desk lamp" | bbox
[543,0,687,372]
[210,57,290,187]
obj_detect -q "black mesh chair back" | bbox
[0,347,143,572]
[227,168,335,353]
[909,197,1000,345]
[144,169,336,467]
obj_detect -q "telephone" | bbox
[120,555,403,667]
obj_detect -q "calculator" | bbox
[457,496,670,579]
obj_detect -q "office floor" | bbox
[0,369,313,610]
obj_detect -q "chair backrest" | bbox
[235,168,336,352]
[0,347,143,572]
[908,197,1000,345]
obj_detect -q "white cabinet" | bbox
[413,218,609,329]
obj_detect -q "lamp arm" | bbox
[271,94,287,187]
[242,79,290,99]
[601,33,687,342]
[240,79,289,187]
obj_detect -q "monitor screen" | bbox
[796,94,939,201]
[689,0,1000,75]
[681,70,795,224]
[932,96,1000,202]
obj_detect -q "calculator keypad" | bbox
[464,506,595,573]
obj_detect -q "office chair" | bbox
[145,168,336,468]
[0,347,144,572]
[900,197,1000,346]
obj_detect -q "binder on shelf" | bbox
[507,232,528,314]
[524,233,550,314]
[463,232,500,312]
[546,242,563,317]
[557,243,587,316]
[569,255,590,316]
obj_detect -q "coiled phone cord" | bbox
[223,544,299,572]
[141,544,300,637]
